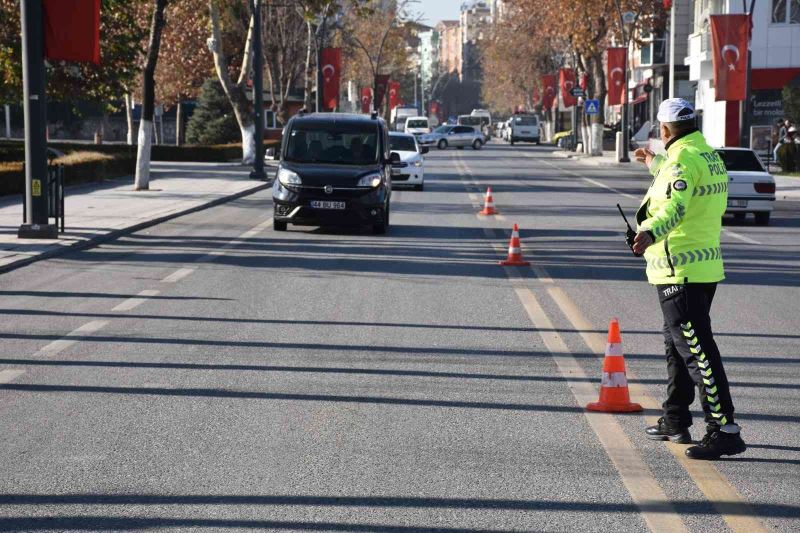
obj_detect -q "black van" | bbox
[272,113,398,234]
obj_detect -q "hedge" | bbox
[0,151,136,197]
[0,139,281,163]
[0,139,281,196]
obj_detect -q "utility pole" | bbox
[668,1,676,98]
[616,9,637,163]
[249,0,265,180]
[18,0,56,239]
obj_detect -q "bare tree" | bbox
[263,1,306,124]
[134,0,169,191]
[207,0,257,164]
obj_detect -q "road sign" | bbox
[570,87,585,98]
[585,99,600,115]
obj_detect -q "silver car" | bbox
[420,125,485,150]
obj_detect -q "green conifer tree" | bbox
[186,78,240,145]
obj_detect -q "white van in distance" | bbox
[404,116,430,137]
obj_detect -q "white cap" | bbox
[789,126,798,133]
[656,98,696,123]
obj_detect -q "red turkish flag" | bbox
[541,74,556,109]
[320,48,341,111]
[43,0,101,64]
[388,81,401,110]
[580,73,588,91]
[560,68,576,107]
[374,75,390,110]
[710,14,750,102]
[360,88,372,113]
[606,47,627,105]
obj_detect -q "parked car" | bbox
[404,116,431,137]
[716,147,776,225]
[389,132,427,191]
[422,125,485,150]
[508,114,541,145]
[272,112,396,234]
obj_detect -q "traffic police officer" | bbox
[632,98,746,460]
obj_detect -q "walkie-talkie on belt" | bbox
[617,204,643,257]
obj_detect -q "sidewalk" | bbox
[0,161,276,273]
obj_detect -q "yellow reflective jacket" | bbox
[636,130,727,285]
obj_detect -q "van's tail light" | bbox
[754,182,775,194]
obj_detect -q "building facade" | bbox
[460,0,491,82]
[685,0,800,147]
[436,20,462,78]
[627,0,693,137]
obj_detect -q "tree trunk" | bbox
[589,53,607,156]
[304,20,314,111]
[125,93,134,145]
[134,0,168,191]
[175,101,184,146]
[208,0,256,165]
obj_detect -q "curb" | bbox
[0,180,272,275]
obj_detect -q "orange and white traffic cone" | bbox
[479,187,497,215]
[586,318,642,413]
[499,224,530,266]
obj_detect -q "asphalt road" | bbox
[0,143,798,532]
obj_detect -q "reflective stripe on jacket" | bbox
[636,130,727,285]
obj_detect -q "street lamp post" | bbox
[249,0,266,181]
[740,0,757,149]
[18,0,56,238]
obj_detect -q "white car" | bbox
[389,132,427,191]
[716,148,775,225]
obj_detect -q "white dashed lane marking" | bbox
[161,267,196,283]
[111,289,160,312]
[0,369,25,384]
[36,320,109,358]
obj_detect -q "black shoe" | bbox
[685,429,746,460]
[645,417,692,444]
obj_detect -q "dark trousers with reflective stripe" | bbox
[656,283,736,429]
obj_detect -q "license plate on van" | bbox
[727,199,747,208]
[310,201,346,210]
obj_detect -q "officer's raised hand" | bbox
[634,147,655,167]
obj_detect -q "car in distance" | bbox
[389,132,427,191]
[421,125,485,150]
[508,114,541,145]
[419,125,451,147]
[716,147,775,225]
[404,116,431,137]
[272,112,398,234]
